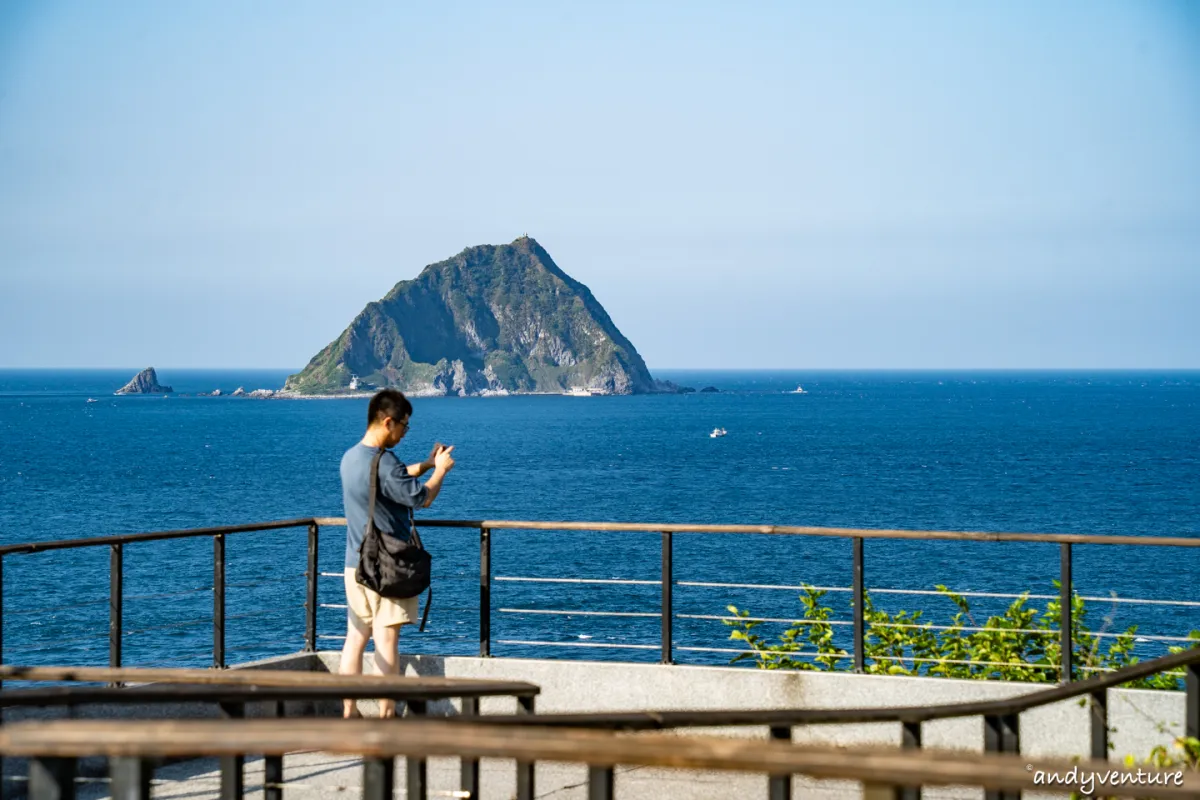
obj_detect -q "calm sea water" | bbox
[1,369,1197,670]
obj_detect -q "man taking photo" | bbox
[338,388,455,718]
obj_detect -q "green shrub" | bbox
[723,584,1200,688]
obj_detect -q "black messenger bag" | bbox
[355,449,432,631]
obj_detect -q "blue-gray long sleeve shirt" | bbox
[341,444,428,569]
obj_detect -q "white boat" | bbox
[709,427,727,438]
[790,385,807,394]
[566,387,592,397]
[86,398,98,403]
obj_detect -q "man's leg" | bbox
[372,620,401,718]
[340,616,370,718]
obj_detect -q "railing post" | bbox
[362,757,395,800]
[219,701,245,800]
[264,701,285,800]
[480,527,492,658]
[460,696,480,799]
[516,695,536,800]
[983,713,1020,800]
[407,699,428,800]
[110,544,123,674]
[305,521,319,652]
[1090,689,1109,761]
[214,534,226,669]
[1060,542,1073,683]
[662,531,673,665]
[899,721,922,800]
[30,757,76,800]
[768,725,792,800]
[110,757,153,800]
[588,766,615,800]
[853,537,865,673]
[1187,662,1199,740]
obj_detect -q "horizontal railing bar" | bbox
[5,516,1198,559]
[678,614,854,626]
[2,776,113,784]
[0,665,538,692]
[498,608,660,618]
[868,655,1057,669]
[127,656,223,668]
[3,718,1197,798]
[223,639,306,654]
[122,618,211,636]
[1080,666,1186,676]
[1076,596,1200,608]
[872,588,1200,608]
[319,604,348,609]
[3,599,112,616]
[123,586,213,601]
[319,572,344,578]
[686,615,1198,642]
[496,576,659,586]
[0,682,533,706]
[691,650,1178,670]
[225,607,304,621]
[0,643,108,657]
[409,519,1200,548]
[678,581,1200,608]
[679,581,853,592]
[121,608,298,637]
[225,575,306,589]
[0,519,315,556]
[317,635,347,640]
[497,639,659,651]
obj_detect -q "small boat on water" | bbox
[86,398,98,403]
[709,427,727,438]
[790,385,807,394]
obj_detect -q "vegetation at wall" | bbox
[723,583,1200,689]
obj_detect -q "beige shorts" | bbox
[344,568,419,629]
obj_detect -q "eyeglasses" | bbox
[390,418,410,432]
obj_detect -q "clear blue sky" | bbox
[1,1,1197,369]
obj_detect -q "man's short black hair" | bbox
[367,389,413,427]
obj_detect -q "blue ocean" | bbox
[1,369,1198,671]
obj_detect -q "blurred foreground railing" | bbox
[3,716,1200,800]
[2,642,1199,800]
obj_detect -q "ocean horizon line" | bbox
[2,366,1199,374]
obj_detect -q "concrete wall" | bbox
[320,650,1187,765]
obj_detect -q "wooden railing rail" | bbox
[3,718,1199,799]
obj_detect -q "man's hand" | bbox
[421,444,455,508]
[423,442,447,472]
[434,444,455,472]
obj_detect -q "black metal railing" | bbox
[0,519,318,682]
[402,517,1200,680]
[2,516,1199,683]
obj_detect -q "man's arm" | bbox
[379,455,429,508]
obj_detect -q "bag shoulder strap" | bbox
[370,447,433,634]
[366,448,385,540]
